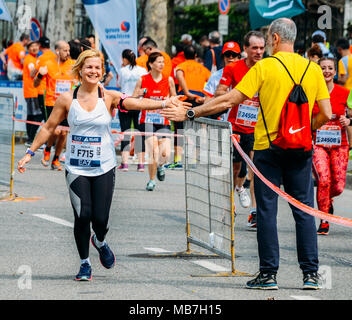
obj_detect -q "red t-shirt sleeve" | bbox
[219,64,233,87]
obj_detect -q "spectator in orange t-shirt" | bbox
[0,33,30,80]
[33,36,57,119]
[138,38,172,78]
[23,41,41,146]
[168,45,210,169]
[175,45,211,106]
[34,40,75,171]
[171,43,186,90]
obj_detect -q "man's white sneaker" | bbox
[237,187,251,208]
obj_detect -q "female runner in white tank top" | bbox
[17,49,190,281]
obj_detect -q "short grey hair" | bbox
[269,18,297,44]
[181,34,192,42]
[208,31,222,44]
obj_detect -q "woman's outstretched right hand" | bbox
[17,154,32,173]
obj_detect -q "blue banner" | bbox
[250,0,305,30]
[83,0,137,73]
[0,0,12,22]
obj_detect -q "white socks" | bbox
[94,237,106,249]
[235,185,244,193]
[80,258,91,266]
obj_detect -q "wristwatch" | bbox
[186,109,195,121]
[26,148,35,157]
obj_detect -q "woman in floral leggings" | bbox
[312,57,351,235]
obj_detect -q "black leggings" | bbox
[119,110,145,153]
[65,168,115,259]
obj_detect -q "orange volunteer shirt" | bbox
[139,73,170,126]
[137,51,172,79]
[23,54,38,98]
[44,58,75,107]
[176,59,211,93]
[36,50,57,95]
[5,42,26,70]
[171,51,186,84]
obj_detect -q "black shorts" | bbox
[233,131,254,163]
[45,105,69,128]
[139,123,172,141]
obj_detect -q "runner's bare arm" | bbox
[106,89,191,111]
[176,70,195,100]
[131,78,148,97]
[214,83,229,97]
[168,77,177,97]
[161,88,247,122]
[17,93,70,173]
[312,98,332,131]
[0,51,6,67]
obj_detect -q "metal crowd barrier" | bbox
[0,93,15,200]
[183,117,243,275]
[129,117,250,276]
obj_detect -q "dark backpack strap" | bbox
[258,95,272,145]
[299,60,311,84]
[73,86,80,99]
[269,55,311,85]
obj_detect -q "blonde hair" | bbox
[71,49,105,81]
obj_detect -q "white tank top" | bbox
[65,86,116,176]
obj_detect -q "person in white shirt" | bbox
[117,49,148,172]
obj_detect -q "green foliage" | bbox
[173,3,250,47]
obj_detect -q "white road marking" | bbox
[144,247,172,253]
[291,295,321,300]
[33,214,74,228]
[144,247,230,273]
[192,260,230,273]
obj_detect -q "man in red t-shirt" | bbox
[215,31,265,229]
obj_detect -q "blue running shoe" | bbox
[91,234,116,269]
[75,263,92,281]
[246,272,278,290]
[171,161,183,170]
[157,166,165,181]
[303,272,321,290]
[146,180,156,191]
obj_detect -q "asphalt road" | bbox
[1,143,352,303]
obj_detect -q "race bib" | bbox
[55,79,72,97]
[70,135,101,167]
[145,110,164,125]
[316,125,341,147]
[235,101,259,127]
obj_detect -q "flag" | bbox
[250,0,305,30]
[0,0,12,22]
[83,0,137,73]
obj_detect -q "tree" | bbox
[138,0,168,52]
[5,0,75,43]
[173,3,249,46]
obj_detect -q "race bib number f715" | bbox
[70,135,101,167]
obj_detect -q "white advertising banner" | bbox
[0,81,26,131]
[83,0,138,72]
[0,0,12,22]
